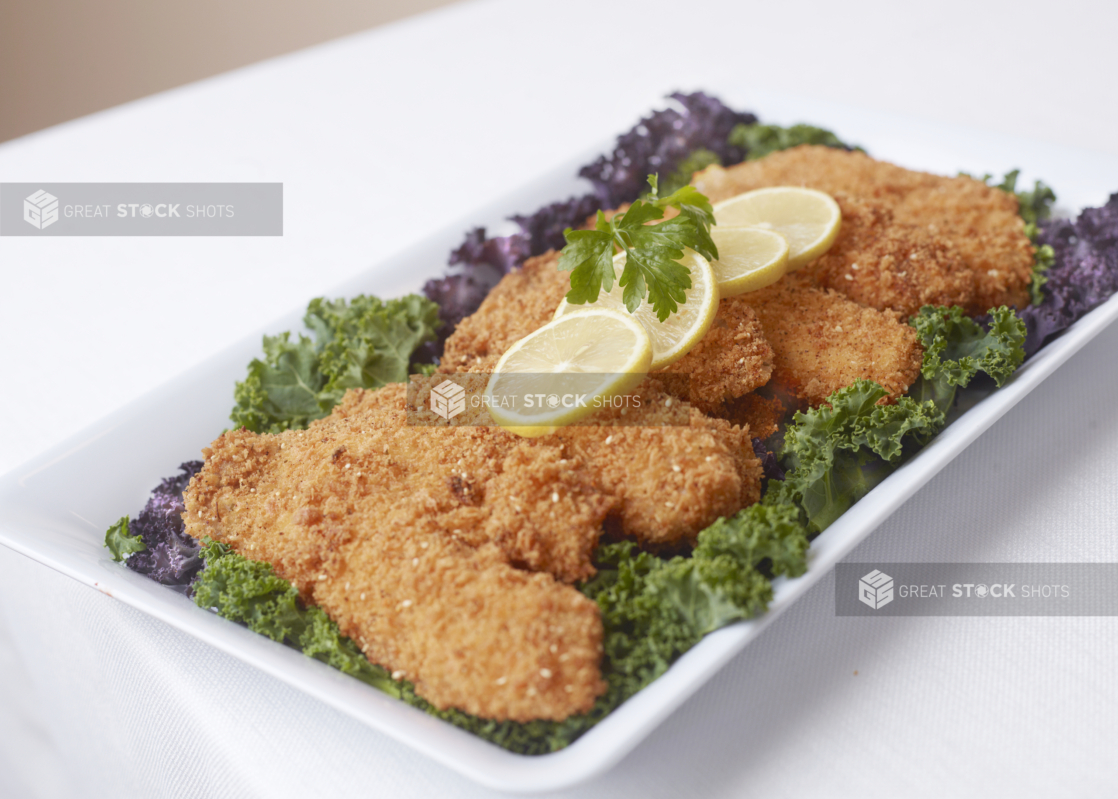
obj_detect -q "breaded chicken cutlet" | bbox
[736,273,924,407]
[693,145,1036,313]
[183,381,761,721]
[806,193,978,317]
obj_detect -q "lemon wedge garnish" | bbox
[485,307,652,437]
[709,226,790,296]
[713,187,841,270]
[553,249,719,370]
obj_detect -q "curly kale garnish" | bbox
[230,294,440,433]
[767,380,946,534]
[729,122,863,161]
[908,305,1027,412]
[194,540,399,694]
[1021,193,1118,356]
[104,516,146,562]
[652,147,723,196]
[1029,242,1057,306]
[976,169,1057,230]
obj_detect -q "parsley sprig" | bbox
[557,175,718,322]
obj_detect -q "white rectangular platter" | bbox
[2,93,1118,793]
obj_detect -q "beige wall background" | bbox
[0,0,461,143]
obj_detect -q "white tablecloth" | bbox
[2,1,1118,796]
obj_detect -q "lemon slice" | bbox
[553,249,719,370]
[709,226,790,296]
[713,187,841,270]
[485,307,652,437]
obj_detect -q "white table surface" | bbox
[2,0,1118,796]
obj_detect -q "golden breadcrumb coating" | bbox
[659,299,774,416]
[693,146,1035,312]
[804,193,978,317]
[553,391,761,545]
[441,250,773,410]
[183,381,761,720]
[737,273,924,407]
[407,375,763,547]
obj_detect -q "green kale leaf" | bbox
[662,503,809,634]
[193,540,399,695]
[230,294,440,433]
[728,122,863,161]
[773,380,946,533]
[193,538,307,643]
[558,175,718,322]
[230,332,326,434]
[310,294,441,407]
[299,606,400,693]
[574,502,810,726]
[1029,242,1056,306]
[104,516,146,562]
[908,305,1027,413]
[976,169,1057,229]
[653,147,722,196]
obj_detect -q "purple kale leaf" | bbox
[579,91,757,208]
[419,194,600,361]
[752,437,785,484]
[448,226,532,275]
[418,228,531,362]
[126,461,205,593]
[511,194,603,256]
[1020,194,1118,356]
